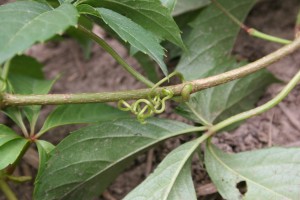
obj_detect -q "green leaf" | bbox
[34,118,197,200]
[124,139,199,200]
[176,0,255,80]
[39,103,129,134]
[77,4,161,79]
[35,140,55,182]
[59,0,74,4]
[176,60,277,124]
[134,52,159,83]
[0,124,29,170]
[97,8,168,76]
[172,0,210,16]
[7,74,57,131]
[67,16,94,59]
[205,144,300,200]
[2,105,26,133]
[83,0,184,48]
[0,1,78,64]
[161,0,177,12]
[9,74,56,95]
[76,4,101,18]
[32,0,60,8]
[164,10,200,60]
[10,55,44,79]
[175,0,270,125]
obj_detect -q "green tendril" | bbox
[181,84,193,102]
[117,71,182,123]
[117,88,174,123]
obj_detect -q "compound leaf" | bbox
[6,74,57,132]
[175,0,275,125]
[34,118,196,200]
[205,144,300,200]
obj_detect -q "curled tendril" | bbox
[118,88,174,123]
[181,84,193,102]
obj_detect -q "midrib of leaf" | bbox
[207,144,291,199]
[116,25,153,52]
[162,139,200,200]
[101,0,180,44]
[54,134,156,153]
[55,126,202,199]
[4,7,53,49]
[99,10,164,68]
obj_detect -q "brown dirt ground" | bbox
[1,0,300,199]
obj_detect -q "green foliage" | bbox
[97,8,168,75]
[39,103,129,134]
[133,52,159,82]
[177,60,277,124]
[9,55,44,79]
[82,0,184,48]
[160,0,177,12]
[172,0,210,16]
[176,0,254,80]
[206,144,300,199]
[0,0,299,199]
[35,140,55,181]
[0,1,78,64]
[34,118,195,200]
[124,139,201,200]
[66,16,94,59]
[0,125,29,170]
[175,0,277,126]
[6,73,57,132]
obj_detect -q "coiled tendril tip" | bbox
[117,88,174,123]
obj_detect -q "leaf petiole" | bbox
[247,28,292,45]
[210,68,300,133]
[211,0,292,45]
[0,180,17,200]
[77,25,154,87]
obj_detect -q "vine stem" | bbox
[77,25,154,88]
[2,36,300,107]
[209,68,300,134]
[0,180,17,200]
[211,0,292,45]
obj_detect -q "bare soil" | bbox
[1,0,300,199]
